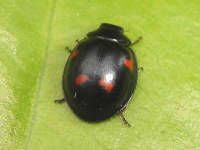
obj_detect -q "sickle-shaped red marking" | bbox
[75,74,89,85]
[123,52,134,72]
[98,80,114,92]
[72,50,79,58]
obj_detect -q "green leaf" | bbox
[0,0,199,149]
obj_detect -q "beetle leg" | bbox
[76,39,80,44]
[131,36,142,46]
[117,110,132,127]
[137,67,144,72]
[54,98,65,103]
[65,46,72,53]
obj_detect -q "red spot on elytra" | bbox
[123,53,134,71]
[72,50,78,58]
[98,80,114,92]
[75,74,89,85]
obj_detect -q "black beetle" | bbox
[55,23,142,126]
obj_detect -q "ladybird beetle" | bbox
[55,23,142,126]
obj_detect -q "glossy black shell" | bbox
[63,23,138,122]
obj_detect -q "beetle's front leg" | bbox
[65,46,72,53]
[54,98,65,103]
[131,36,142,46]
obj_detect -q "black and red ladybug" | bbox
[55,23,142,126]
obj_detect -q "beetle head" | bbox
[87,23,131,47]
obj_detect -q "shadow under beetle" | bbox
[55,23,142,127]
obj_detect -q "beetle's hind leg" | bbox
[138,67,144,72]
[117,109,132,127]
[54,98,65,103]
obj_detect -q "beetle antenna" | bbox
[119,112,132,127]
